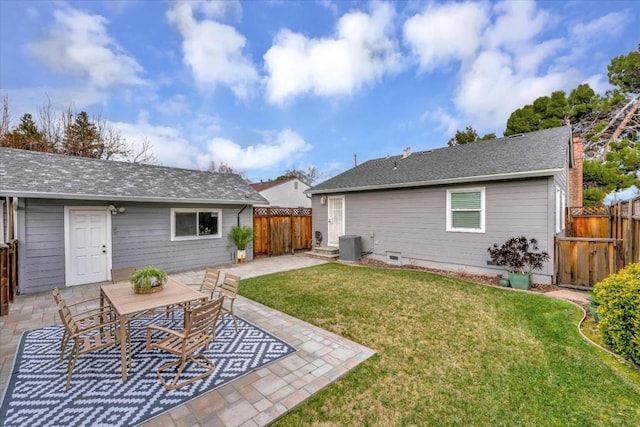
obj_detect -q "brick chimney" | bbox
[568,133,583,207]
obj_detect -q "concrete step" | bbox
[304,246,339,261]
[312,246,339,255]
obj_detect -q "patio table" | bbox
[100,277,207,382]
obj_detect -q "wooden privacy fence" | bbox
[556,237,622,289]
[1,240,18,316]
[253,207,312,257]
[561,197,640,288]
[610,197,640,266]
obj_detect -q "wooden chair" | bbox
[52,288,114,362]
[53,288,128,390]
[211,273,241,333]
[199,268,221,298]
[111,266,137,284]
[145,297,224,390]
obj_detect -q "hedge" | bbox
[592,263,640,365]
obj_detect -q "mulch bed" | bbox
[354,258,563,294]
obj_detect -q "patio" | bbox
[0,257,376,426]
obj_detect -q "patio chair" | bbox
[52,288,116,362]
[211,273,241,333]
[199,267,221,298]
[145,297,224,390]
[53,288,128,390]
[111,266,137,284]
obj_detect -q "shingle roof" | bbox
[250,177,295,192]
[308,126,572,194]
[0,148,268,204]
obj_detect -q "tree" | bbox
[63,111,101,158]
[501,46,640,205]
[608,44,640,94]
[504,91,569,136]
[447,126,496,147]
[209,161,249,181]
[1,112,54,152]
[278,166,320,184]
[0,96,155,163]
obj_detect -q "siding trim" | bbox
[306,168,564,194]
[1,191,264,205]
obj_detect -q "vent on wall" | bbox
[386,251,402,266]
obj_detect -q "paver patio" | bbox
[0,258,376,426]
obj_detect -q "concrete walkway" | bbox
[0,255,375,427]
[545,289,591,305]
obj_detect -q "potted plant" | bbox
[228,225,255,262]
[487,236,550,290]
[130,266,168,294]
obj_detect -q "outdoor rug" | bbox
[0,312,295,427]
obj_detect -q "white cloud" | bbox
[484,0,551,51]
[166,1,258,98]
[455,50,572,127]
[263,1,402,105]
[155,94,189,116]
[514,38,565,75]
[571,11,627,39]
[111,112,199,169]
[422,108,460,137]
[403,1,490,71]
[404,0,581,129]
[28,8,143,88]
[200,129,312,171]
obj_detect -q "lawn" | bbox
[239,263,640,426]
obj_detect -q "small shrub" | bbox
[592,263,640,365]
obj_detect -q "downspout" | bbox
[237,204,249,226]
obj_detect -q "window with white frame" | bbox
[446,187,485,233]
[171,208,221,241]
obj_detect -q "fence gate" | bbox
[556,237,622,289]
[253,207,312,257]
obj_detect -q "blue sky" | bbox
[0,0,638,183]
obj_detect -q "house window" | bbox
[446,187,485,233]
[171,208,221,241]
[294,181,298,190]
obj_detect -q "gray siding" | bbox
[312,177,556,282]
[311,196,328,247]
[18,199,253,294]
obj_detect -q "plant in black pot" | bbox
[487,236,550,290]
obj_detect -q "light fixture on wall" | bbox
[108,205,126,215]
[320,195,327,205]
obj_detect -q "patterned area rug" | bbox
[1,312,295,427]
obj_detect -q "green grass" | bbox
[239,263,640,426]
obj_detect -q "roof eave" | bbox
[306,168,563,194]
[0,191,266,205]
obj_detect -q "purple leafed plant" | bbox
[487,236,550,274]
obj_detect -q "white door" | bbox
[66,208,110,286]
[327,196,345,247]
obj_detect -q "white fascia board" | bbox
[306,168,563,194]
[0,191,265,205]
